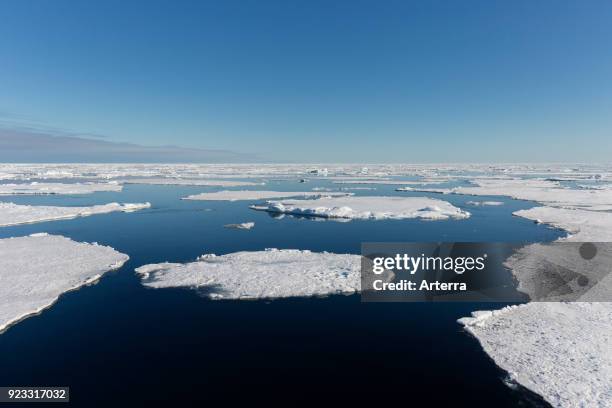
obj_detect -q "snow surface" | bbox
[0,182,122,195]
[119,178,262,187]
[1,163,609,183]
[251,195,470,220]
[0,233,128,332]
[136,249,361,299]
[461,203,612,407]
[514,206,612,242]
[400,178,612,210]
[223,222,255,230]
[333,180,445,186]
[183,190,350,201]
[452,179,612,211]
[0,202,150,227]
[458,303,612,408]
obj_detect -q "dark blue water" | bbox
[0,181,561,407]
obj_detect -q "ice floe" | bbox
[136,249,361,299]
[0,233,128,332]
[453,179,612,211]
[183,190,350,201]
[460,204,612,406]
[458,302,612,408]
[339,187,376,191]
[251,196,470,220]
[514,206,612,242]
[119,178,263,187]
[395,186,454,194]
[405,178,612,211]
[334,180,445,186]
[223,222,255,230]
[0,182,122,195]
[0,202,150,227]
[577,183,612,190]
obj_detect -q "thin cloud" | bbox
[0,127,258,163]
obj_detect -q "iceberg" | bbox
[136,249,361,299]
[251,196,470,220]
[0,182,122,195]
[0,233,128,333]
[0,202,150,227]
[183,190,350,201]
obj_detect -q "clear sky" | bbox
[1,0,611,162]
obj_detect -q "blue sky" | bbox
[1,0,611,162]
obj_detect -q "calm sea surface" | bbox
[0,180,562,406]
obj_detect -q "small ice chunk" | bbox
[223,222,255,230]
[465,200,504,206]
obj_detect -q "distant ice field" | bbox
[2,164,609,406]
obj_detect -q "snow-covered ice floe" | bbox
[136,249,361,299]
[396,186,454,194]
[458,303,612,408]
[183,190,350,201]
[251,196,470,220]
[0,233,128,333]
[460,204,612,406]
[514,206,612,242]
[119,178,263,187]
[0,182,122,195]
[339,187,376,191]
[333,180,445,186]
[223,222,255,230]
[444,179,612,211]
[0,202,150,227]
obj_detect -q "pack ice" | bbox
[251,196,470,220]
[183,190,350,201]
[446,179,612,211]
[0,202,150,227]
[0,234,128,333]
[0,182,122,195]
[119,178,262,187]
[136,249,361,299]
